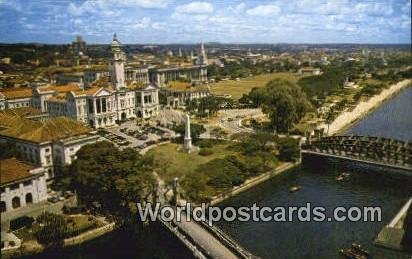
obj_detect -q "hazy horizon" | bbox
[0,0,411,44]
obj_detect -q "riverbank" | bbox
[209,162,296,206]
[320,79,411,136]
[1,218,115,258]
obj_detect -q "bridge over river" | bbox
[301,135,412,174]
[158,210,258,259]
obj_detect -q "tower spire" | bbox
[197,41,208,66]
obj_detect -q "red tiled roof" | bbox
[0,88,32,99]
[0,158,37,185]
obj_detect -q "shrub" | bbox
[198,148,213,156]
[35,212,67,244]
[10,216,34,231]
[197,139,220,148]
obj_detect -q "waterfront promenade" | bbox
[320,79,411,135]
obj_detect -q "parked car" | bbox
[47,196,59,203]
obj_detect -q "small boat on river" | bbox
[289,185,301,192]
[336,172,351,182]
[339,243,370,259]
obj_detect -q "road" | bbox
[202,109,263,137]
[175,212,238,259]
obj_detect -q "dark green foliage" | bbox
[196,139,221,148]
[207,60,298,80]
[298,62,364,98]
[232,132,277,156]
[197,156,247,189]
[186,96,224,117]
[173,123,206,143]
[9,216,34,231]
[58,141,156,217]
[242,79,312,132]
[198,148,213,156]
[35,212,67,244]
[277,138,300,162]
[35,212,98,244]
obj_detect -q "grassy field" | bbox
[210,72,301,100]
[146,142,237,182]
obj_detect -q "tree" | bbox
[58,141,156,218]
[325,108,337,134]
[173,122,206,143]
[277,138,300,162]
[210,127,228,139]
[186,96,224,117]
[245,79,312,132]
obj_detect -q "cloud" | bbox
[175,1,214,14]
[126,0,170,9]
[246,4,280,16]
[229,2,246,13]
[133,17,152,28]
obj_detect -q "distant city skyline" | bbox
[0,0,410,44]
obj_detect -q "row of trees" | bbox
[207,60,298,81]
[240,79,312,133]
[185,96,225,117]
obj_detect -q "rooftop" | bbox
[167,81,209,92]
[0,115,93,143]
[0,88,32,99]
[0,157,38,185]
[38,83,80,93]
[0,107,44,118]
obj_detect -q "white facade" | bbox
[135,85,160,118]
[109,33,126,90]
[0,133,100,180]
[0,159,48,213]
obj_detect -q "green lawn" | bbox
[210,72,301,100]
[146,142,238,182]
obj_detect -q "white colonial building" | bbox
[0,113,100,179]
[0,158,48,212]
[31,34,159,128]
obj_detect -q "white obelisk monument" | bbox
[184,114,192,152]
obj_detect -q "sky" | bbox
[0,0,410,44]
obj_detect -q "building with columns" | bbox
[148,43,208,87]
[30,34,159,128]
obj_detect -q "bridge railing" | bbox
[301,136,412,169]
[198,220,256,259]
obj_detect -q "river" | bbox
[23,87,411,259]
[214,86,412,258]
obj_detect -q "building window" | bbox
[10,184,19,190]
[102,98,107,112]
[23,180,32,186]
[88,99,94,113]
[96,99,101,113]
[12,197,21,209]
[0,201,6,212]
[25,193,33,204]
[45,148,50,153]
